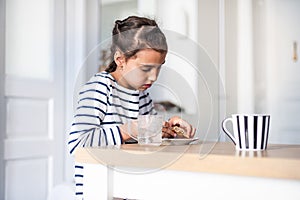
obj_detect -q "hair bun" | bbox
[115,20,122,26]
[114,20,123,34]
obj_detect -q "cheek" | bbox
[124,69,147,84]
[125,68,139,77]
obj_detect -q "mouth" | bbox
[142,84,152,89]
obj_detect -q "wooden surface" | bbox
[75,142,300,180]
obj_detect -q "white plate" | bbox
[162,138,199,146]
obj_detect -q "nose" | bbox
[148,68,159,82]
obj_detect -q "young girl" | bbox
[68,16,196,199]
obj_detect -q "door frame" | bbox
[0,0,6,198]
[64,0,102,182]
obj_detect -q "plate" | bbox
[162,138,199,146]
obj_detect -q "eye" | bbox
[140,64,163,72]
[140,66,152,72]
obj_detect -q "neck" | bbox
[110,70,119,81]
[110,70,128,89]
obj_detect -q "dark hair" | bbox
[105,16,168,73]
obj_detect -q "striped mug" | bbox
[222,114,271,151]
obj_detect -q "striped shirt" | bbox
[68,71,155,199]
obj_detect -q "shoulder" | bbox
[84,71,115,91]
[90,71,115,83]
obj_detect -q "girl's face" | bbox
[117,49,166,91]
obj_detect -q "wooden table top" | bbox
[75,142,300,180]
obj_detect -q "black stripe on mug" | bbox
[254,116,258,149]
[224,114,270,150]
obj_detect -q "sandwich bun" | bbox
[172,126,189,138]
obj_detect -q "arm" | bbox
[68,76,123,155]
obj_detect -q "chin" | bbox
[138,87,147,91]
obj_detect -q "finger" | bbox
[162,132,173,138]
[162,130,175,138]
[167,116,180,125]
[166,130,177,138]
[185,123,192,137]
[162,124,176,134]
[162,127,177,138]
[163,121,171,128]
[178,120,192,136]
[191,127,196,138]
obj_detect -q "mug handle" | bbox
[222,117,236,145]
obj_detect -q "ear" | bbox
[114,51,125,67]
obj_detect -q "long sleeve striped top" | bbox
[68,71,155,155]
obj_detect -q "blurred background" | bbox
[0,0,300,199]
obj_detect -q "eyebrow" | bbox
[140,61,165,68]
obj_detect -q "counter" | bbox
[75,142,300,200]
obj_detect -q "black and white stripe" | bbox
[68,71,155,200]
[74,164,84,198]
[223,114,270,150]
[68,72,155,154]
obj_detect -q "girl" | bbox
[68,16,196,199]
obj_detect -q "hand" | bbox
[119,120,138,141]
[162,116,196,138]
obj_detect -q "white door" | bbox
[265,0,300,144]
[2,0,65,199]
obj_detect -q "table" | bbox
[75,142,300,200]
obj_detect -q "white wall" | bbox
[152,0,200,123]
[224,0,238,116]
[224,0,300,144]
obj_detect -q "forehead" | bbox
[132,49,166,64]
